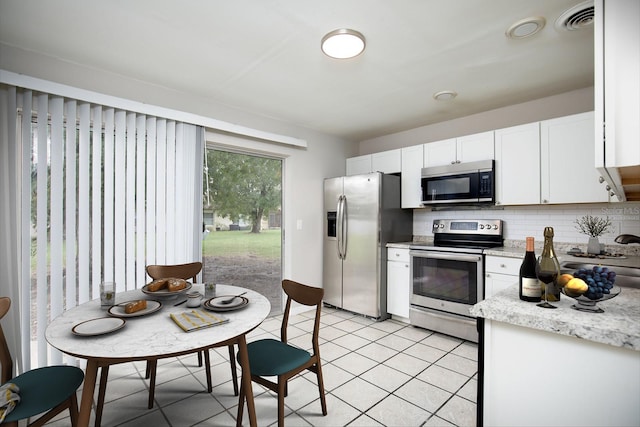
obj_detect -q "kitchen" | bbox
[1,0,640,426]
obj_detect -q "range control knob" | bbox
[485,224,491,229]
[493,224,499,230]
[479,224,485,229]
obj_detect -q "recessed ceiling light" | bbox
[433,90,458,101]
[321,29,366,59]
[506,16,546,39]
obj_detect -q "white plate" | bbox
[72,317,126,336]
[203,296,249,312]
[141,281,192,299]
[108,300,162,318]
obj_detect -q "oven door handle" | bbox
[410,251,482,263]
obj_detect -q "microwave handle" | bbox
[410,251,482,263]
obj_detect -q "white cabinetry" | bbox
[372,149,401,174]
[494,112,607,206]
[494,122,540,206]
[540,112,608,204]
[595,0,640,201]
[401,145,424,208]
[484,255,521,298]
[424,131,494,167]
[387,247,410,320]
[482,320,640,427]
[346,149,401,176]
[346,155,372,176]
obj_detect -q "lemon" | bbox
[565,277,588,296]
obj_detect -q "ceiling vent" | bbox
[555,1,595,31]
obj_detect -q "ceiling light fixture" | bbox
[321,29,366,59]
[433,90,458,101]
[506,16,546,39]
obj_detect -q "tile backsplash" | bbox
[413,202,640,256]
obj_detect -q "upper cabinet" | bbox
[346,149,401,176]
[595,0,640,201]
[541,112,608,204]
[372,149,401,174]
[401,145,424,208]
[424,131,494,167]
[495,112,607,206]
[495,122,540,206]
[346,154,372,176]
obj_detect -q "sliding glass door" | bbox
[202,149,283,314]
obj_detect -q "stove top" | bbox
[412,219,504,253]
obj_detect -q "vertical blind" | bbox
[8,87,203,369]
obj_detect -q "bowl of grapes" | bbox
[559,266,621,313]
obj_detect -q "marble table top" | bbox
[471,284,640,351]
[46,284,271,361]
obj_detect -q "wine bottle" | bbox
[519,236,541,302]
[539,227,561,302]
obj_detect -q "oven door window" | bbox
[412,255,479,305]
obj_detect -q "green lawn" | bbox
[203,229,281,259]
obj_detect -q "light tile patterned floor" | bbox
[46,306,477,427]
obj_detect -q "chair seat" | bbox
[2,365,84,423]
[246,339,310,376]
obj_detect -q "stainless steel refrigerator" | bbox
[323,172,413,319]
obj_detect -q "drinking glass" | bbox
[100,281,116,307]
[204,283,216,299]
[535,257,558,309]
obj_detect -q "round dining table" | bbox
[46,284,271,427]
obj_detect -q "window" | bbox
[202,149,283,314]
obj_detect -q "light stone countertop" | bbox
[485,246,640,269]
[470,284,640,351]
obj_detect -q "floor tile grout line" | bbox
[64,308,477,427]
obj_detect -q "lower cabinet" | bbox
[484,255,522,298]
[387,247,410,319]
[481,320,640,426]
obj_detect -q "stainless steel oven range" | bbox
[409,219,503,342]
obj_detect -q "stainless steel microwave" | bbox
[421,159,495,205]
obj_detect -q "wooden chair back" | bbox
[146,261,202,281]
[281,279,324,351]
[0,296,13,383]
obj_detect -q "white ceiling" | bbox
[0,0,594,142]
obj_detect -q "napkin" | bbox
[170,309,229,332]
[0,382,20,422]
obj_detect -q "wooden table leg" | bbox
[78,359,98,427]
[236,334,256,427]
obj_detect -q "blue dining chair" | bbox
[0,297,85,427]
[236,279,327,427]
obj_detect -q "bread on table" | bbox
[124,300,147,314]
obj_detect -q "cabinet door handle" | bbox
[500,264,506,268]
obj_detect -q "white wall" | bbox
[0,44,359,291]
[358,86,593,154]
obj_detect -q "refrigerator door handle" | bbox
[337,195,345,259]
[341,194,348,259]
